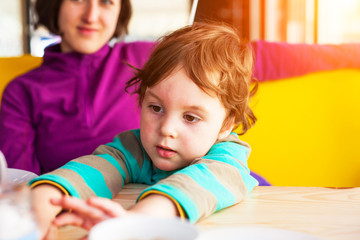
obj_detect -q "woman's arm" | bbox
[252,41,360,81]
[0,80,39,173]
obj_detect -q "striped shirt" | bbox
[29,129,258,222]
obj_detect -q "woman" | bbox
[0,0,153,174]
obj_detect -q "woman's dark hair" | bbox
[34,0,132,38]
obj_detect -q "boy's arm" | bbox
[30,131,256,226]
[31,184,64,238]
[29,130,143,236]
[128,194,179,217]
[29,130,144,200]
[29,152,126,238]
[48,193,179,231]
[138,132,258,223]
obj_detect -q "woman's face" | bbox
[58,0,121,54]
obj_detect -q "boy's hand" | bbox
[49,193,180,235]
[51,196,128,230]
[31,184,64,239]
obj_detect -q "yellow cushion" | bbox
[0,55,42,102]
[236,69,360,187]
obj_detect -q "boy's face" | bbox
[140,68,231,171]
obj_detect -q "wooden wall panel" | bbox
[194,0,250,39]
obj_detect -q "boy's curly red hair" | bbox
[127,22,257,135]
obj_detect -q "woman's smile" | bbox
[77,26,98,36]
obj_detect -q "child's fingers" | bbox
[87,197,127,217]
[53,212,86,228]
[53,212,102,231]
[50,196,107,220]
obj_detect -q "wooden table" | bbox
[57,185,360,240]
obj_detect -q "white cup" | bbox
[0,184,39,240]
[7,168,38,185]
[89,215,198,240]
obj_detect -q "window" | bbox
[126,0,192,41]
[318,0,360,44]
[254,0,360,43]
[0,0,26,56]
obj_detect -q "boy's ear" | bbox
[217,118,235,140]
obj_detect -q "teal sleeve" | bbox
[29,130,153,199]
[138,133,258,223]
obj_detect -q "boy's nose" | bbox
[159,117,178,139]
[82,0,99,23]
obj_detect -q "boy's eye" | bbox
[150,105,163,113]
[184,115,199,123]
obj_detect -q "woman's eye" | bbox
[101,0,113,4]
[184,115,199,123]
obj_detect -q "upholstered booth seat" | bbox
[1,41,359,187]
[236,69,360,187]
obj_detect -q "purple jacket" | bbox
[0,42,154,174]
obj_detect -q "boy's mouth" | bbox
[156,145,176,158]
